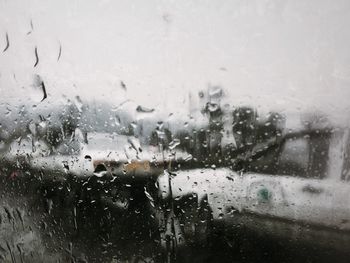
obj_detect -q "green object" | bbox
[258,187,271,202]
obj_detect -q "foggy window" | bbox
[1,1,350,263]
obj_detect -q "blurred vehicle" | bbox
[3,94,350,261]
[156,119,350,256]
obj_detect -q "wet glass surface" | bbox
[1,1,350,262]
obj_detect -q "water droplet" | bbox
[84,155,92,161]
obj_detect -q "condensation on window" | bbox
[1,1,350,263]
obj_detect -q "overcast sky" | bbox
[1,0,350,119]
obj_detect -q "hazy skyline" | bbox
[1,0,350,119]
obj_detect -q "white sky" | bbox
[1,0,350,118]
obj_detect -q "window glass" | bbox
[0,1,350,262]
[278,137,309,177]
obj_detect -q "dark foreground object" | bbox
[0,161,349,263]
